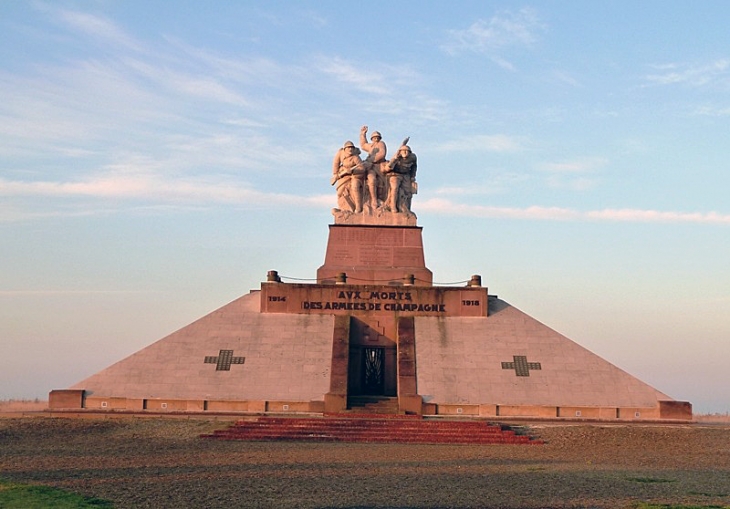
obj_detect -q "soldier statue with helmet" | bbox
[331,140,372,214]
[359,126,387,210]
[383,142,417,214]
[331,126,417,220]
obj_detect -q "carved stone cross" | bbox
[204,350,245,371]
[501,355,541,377]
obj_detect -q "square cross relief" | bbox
[501,355,541,377]
[204,350,245,371]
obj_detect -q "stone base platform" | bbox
[49,390,691,421]
[317,224,432,285]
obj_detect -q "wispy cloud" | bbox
[434,184,513,196]
[441,8,546,69]
[644,59,730,87]
[693,104,730,116]
[536,157,607,191]
[434,170,529,197]
[3,6,443,167]
[421,200,578,220]
[8,172,726,226]
[585,209,730,223]
[309,55,448,124]
[546,176,599,192]
[60,11,142,49]
[122,58,251,106]
[160,37,293,90]
[0,20,321,179]
[538,157,608,173]
[300,9,328,29]
[314,56,398,96]
[0,173,331,211]
[432,134,524,153]
[419,199,730,225]
[0,290,160,296]
[549,70,582,88]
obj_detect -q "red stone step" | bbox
[201,415,543,445]
[345,396,401,414]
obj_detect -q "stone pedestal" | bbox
[317,224,433,286]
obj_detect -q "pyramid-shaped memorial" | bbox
[50,127,691,421]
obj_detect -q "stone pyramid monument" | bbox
[50,126,691,421]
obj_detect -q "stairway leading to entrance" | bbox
[201,415,543,445]
[346,395,399,414]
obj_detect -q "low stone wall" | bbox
[49,391,325,414]
[49,390,690,421]
[430,402,691,421]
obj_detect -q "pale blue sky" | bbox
[1,1,728,413]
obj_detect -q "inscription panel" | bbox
[329,226,420,248]
[261,283,488,318]
[374,230,399,246]
[331,248,355,264]
[393,247,424,266]
[359,246,392,265]
[347,229,379,243]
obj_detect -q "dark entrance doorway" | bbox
[362,347,385,395]
[347,318,397,397]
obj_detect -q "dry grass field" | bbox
[1,409,729,509]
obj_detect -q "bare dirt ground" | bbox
[1,414,729,509]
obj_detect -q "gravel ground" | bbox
[1,416,729,509]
